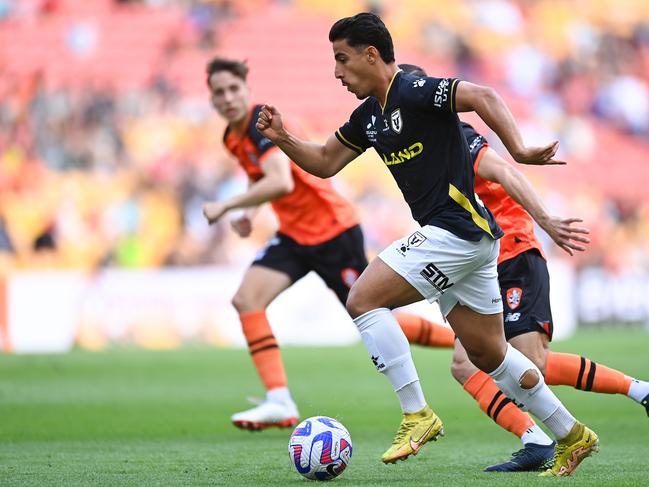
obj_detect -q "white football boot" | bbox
[231,397,299,431]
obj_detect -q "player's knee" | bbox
[464,343,503,374]
[450,355,474,385]
[465,352,488,374]
[467,334,509,372]
[345,286,368,319]
[531,341,550,374]
[537,356,547,376]
[519,369,540,389]
[526,350,547,375]
[231,292,259,314]
[345,298,364,320]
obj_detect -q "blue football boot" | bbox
[485,442,555,472]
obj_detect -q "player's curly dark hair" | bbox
[205,57,249,86]
[328,13,395,64]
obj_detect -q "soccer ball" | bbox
[288,416,353,481]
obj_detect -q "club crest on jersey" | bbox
[390,108,402,134]
[506,287,523,310]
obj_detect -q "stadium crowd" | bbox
[0,0,648,275]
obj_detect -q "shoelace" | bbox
[510,446,554,469]
[509,448,527,459]
[551,443,567,465]
[391,418,418,445]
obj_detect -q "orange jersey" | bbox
[223,105,359,245]
[473,145,545,264]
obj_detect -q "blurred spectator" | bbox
[0,0,12,19]
[0,0,648,273]
[33,226,56,251]
[0,217,14,253]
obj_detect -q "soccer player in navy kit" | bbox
[202,57,455,432]
[397,63,649,472]
[256,13,598,476]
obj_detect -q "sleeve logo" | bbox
[434,79,450,108]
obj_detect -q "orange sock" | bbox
[464,370,535,439]
[240,310,287,391]
[545,351,632,394]
[395,312,455,348]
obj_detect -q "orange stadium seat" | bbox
[1,0,648,274]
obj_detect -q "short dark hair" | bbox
[205,57,249,86]
[398,63,427,77]
[329,13,395,64]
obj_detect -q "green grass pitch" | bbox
[1,328,648,486]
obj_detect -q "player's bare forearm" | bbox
[244,205,262,221]
[224,175,293,211]
[503,168,590,255]
[469,88,525,159]
[493,157,551,226]
[220,149,294,213]
[478,148,589,255]
[456,83,564,165]
[272,130,339,178]
[204,174,292,226]
[256,104,355,178]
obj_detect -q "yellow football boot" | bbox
[539,422,599,477]
[381,405,444,464]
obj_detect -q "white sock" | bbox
[396,381,427,414]
[354,308,427,413]
[521,424,554,446]
[267,387,292,404]
[543,406,577,439]
[489,344,576,440]
[628,379,649,403]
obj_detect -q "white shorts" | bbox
[378,225,503,317]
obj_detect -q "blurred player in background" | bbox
[257,12,600,476]
[202,57,454,431]
[397,63,649,472]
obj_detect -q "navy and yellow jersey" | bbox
[336,71,503,242]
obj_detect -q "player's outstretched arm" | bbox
[477,147,590,255]
[455,82,566,166]
[256,104,358,178]
[203,151,294,225]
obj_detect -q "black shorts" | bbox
[498,249,554,341]
[252,225,368,305]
